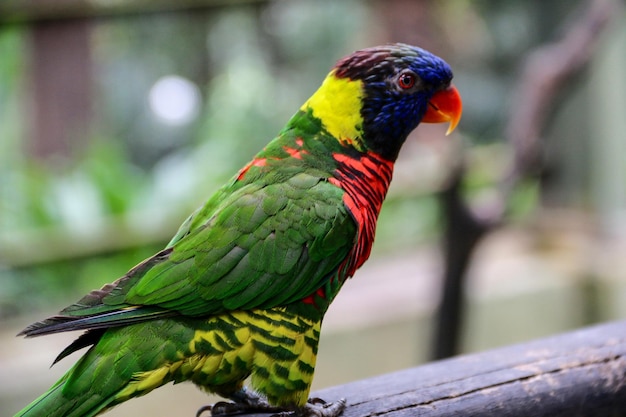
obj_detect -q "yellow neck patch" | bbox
[300,71,365,150]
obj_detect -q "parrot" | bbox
[15,43,462,417]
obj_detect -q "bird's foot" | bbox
[196,388,286,417]
[295,397,346,417]
[196,393,346,417]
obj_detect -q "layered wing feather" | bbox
[20,169,355,337]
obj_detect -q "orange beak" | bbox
[422,84,462,135]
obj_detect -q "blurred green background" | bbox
[2,0,626,415]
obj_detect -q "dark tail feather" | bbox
[18,306,176,337]
[52,329,106,366]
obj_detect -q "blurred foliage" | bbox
[1,0,589,318]
[0,28,26,229]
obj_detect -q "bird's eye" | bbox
[397,71,417,90]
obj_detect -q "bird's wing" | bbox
[20,171,356,336]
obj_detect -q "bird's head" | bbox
[301,43,462,161]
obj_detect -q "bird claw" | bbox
[195,403,213,417]
[298,398,346,417]
[196,397,285,416]
[196,401,250,417]
[267,398,346,417]
[307,397,328,406]
[196,397,346,417]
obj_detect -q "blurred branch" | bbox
[505,0,617,186]
[431,0,619,360]
[0,213,178,267]
[0,0,266,24]
[432,164,491,359]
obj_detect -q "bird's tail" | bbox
[14,321,180,417]
[13,369,113,417]
[15,374,65,417]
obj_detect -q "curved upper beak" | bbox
[421,84,462,135]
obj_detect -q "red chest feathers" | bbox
[328,151,394,277]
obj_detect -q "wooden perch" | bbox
[306,320,626,416]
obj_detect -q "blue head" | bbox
[333,43,461,160]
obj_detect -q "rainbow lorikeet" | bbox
[15,43,462,417]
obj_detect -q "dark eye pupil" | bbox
[399,73,415,89]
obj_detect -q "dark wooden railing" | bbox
[305,320,626,416]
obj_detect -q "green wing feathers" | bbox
[130,172,356,313]
[20,171,356,338]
